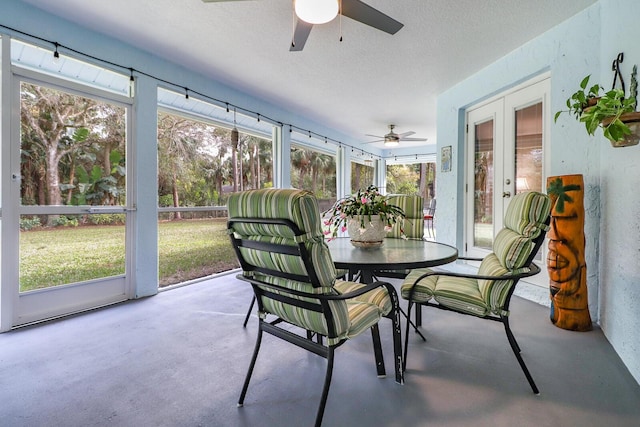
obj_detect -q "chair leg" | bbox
[381,283,404,384]
[504,317,521,353]
[238,323,263,406]
[314,347,335,427]
[399,305,426,341]
[243,296,256,328]
[370,324,386,377]
[502,316,539,394]
[403,301,414,372]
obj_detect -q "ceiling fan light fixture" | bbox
[384,138,399,147]
[295,0,339,25]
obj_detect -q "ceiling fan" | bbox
[201,0,403,51]
[365,124,427,147]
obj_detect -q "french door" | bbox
[465,77,550,287]
[4,72,134,327]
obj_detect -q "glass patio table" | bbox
[326,237,458,284]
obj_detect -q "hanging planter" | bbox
[601,111,640,147]
[555,53,640,147]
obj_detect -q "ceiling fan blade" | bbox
[201,0,257,3]
[365,134,385,138]
[399,137,428,142]
[397,131,415,138]
[290,19,313,51]
[341,0,404,35]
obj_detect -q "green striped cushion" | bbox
[261,295,349,341]
[400,268,437,303]
[504,191,551,238]
[228,189,338,288]
[335,280,392,316]
[493,228,533,270]
[477,253,515,315]
[386,195,424,239]
[432,275,488,317]
[340,301,385,344]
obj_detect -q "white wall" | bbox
[436,0,639,384]
[596,0,640,386]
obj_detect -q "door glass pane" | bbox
[515,102,544,262]
[19,82,127,292]
[474,120,494,250]
[515,102,543,193]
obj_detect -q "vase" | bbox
[346,216,387,248]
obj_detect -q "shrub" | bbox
[20,216,42,231]
[87,213,126,225]
[52,216,79,227]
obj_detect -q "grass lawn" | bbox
[19,218,239,292]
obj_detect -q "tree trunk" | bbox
[354,163,362,190]
[172,170,182,220]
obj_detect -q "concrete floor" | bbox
[1,273,639,427]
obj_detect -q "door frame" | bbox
[2,64,135,329]
[464,74,551,288]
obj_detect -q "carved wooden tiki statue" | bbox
[546,174,592,331]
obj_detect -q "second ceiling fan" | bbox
[202,0,404,51]
[366,124,427,147]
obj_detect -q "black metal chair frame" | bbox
[228,217,403,427]
[404,216,549,395]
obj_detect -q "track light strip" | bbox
[0,23,380,161]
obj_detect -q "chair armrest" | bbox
[238,275,393,302]
[323,281,394,300]
[409,262,541,285]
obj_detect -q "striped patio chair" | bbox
[374,194,424,280]
[227,188,403,427]
[400,191,551,394]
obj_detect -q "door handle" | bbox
[503,191,511,198]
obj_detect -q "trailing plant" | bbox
[554,75,602,122]
[555,74,637,143]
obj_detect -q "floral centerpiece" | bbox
[322,185,406,243]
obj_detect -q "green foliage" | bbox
[581,89,635,142]
[52,216,79,227]
[72,156,125,206]
[86,214,126,225]
[385,164,420,194]
[20,216,42,231]
[158,194,174,207]
[555,74,637,143]
[554,75,602,122]
[72,127,90,143]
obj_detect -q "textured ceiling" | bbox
[22,0,597,150]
